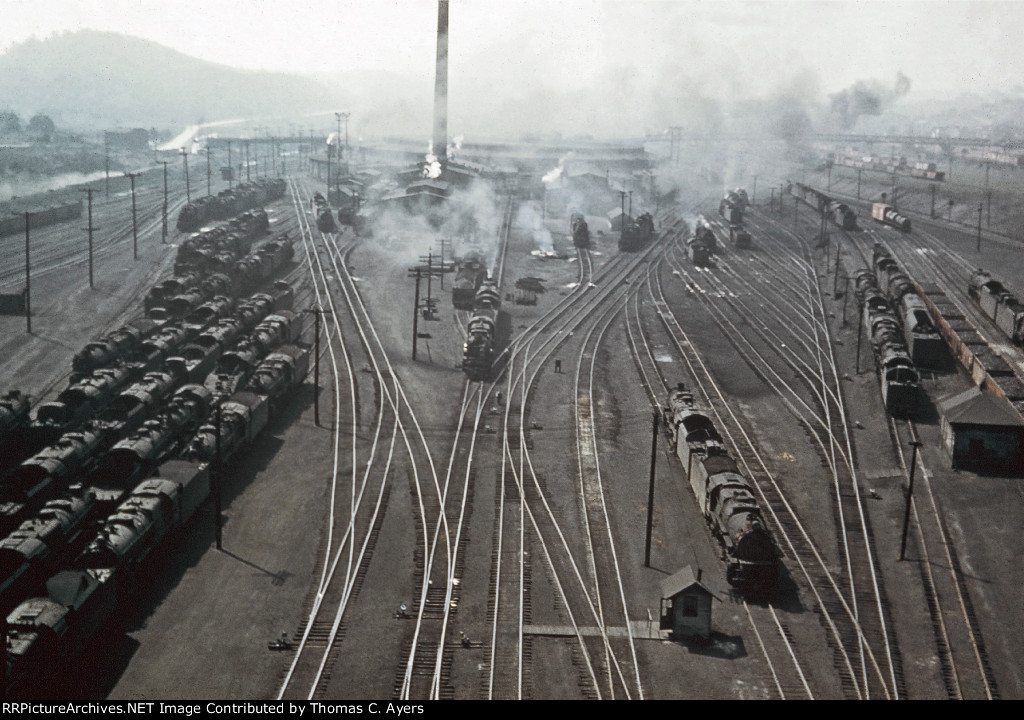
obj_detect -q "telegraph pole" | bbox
[214,405,223,551]
[408,261,445,360]
[104,131,110,198]
[206,145,212,196]
[977,203,983,251]
[411,269,421,360]
[80,188,96,288]
[227,140,233,189]
[125,172,140,260]
[160,160,169,243]
[644,410,658,567]
[245,141,251,182]
[180,148,191,203]
[22,212,32,333]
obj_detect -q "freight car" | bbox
[619,212,654,252]
[462,280,501,380]
[452,256,487,310]
[0,201,83,238]
[729,225,751,249]
[570,212,590,249]
[871,202,911,232]
[662,383,778,597]
[175,178,285,233]
[968,269,1024,345]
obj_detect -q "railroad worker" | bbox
[496,391,503,405]
[554,359,562,373]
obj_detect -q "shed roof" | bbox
[938,386,1024,427]
[660,566,719,600]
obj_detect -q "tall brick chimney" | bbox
[432,0,449,167]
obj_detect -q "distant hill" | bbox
[0,30,347,129]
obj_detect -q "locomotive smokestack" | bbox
[432,0,449,168]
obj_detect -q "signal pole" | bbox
[125,172,140,260]
[80,189,96,287]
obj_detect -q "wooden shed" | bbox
[659,566,718,641]
[938,386,1024,474]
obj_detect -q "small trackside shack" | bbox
[660,566,718,641]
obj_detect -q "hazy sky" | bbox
[1,0,1020,99]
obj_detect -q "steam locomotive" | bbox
[619,212,655,252]
[663,384,778,597]
[570,212,590,249]
[462,280,501,380]
[872,244,944,367]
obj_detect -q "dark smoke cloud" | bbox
[829,71,912,129]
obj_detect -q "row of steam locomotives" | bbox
[3,345,309,695]
[851,263,921,418]
[452,254,488,311]
[1,313,309,696]
[176,178,285,233]
[462,279,501,380]
[0,210,304,691]
[662,384,778,597]
[871,244,945,368]
[789,182,857,231]
[570,212,590,249]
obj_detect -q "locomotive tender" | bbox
[662,384,778,597]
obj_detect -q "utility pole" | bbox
[407,262,444,360]
[977,203,983,251]
[80,189,96,288]
[245,141,251,182]
[855,300,863,374]
[857,168,862,200]
[227,140,232,189]
[752,174,757,204]
[307,307,323,426]
[206,145,212,196]
[898,440,923,560]
[439,237,451,289]
[930,184,936,218]
[644,410,658,567]
[104,131,110,198]
[180,148,191,203]
[827,161,832,192]
[160,161,169,243]
[891,174,897,209]
[214,405,223,551]
[22,212,32,333]
[125,172,140,260]
[770,187,775,213]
